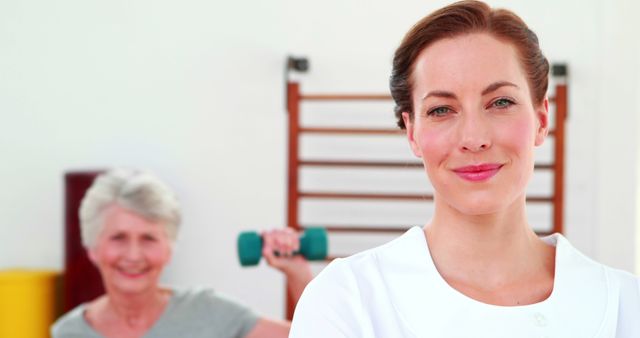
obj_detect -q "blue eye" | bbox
[492,98,514,108]
[428,106,451,117]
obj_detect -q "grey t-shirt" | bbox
[51,287,259,338]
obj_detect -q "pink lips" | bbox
[452,163,503,182]
[117,267,150,279]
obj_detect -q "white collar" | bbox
[371,227,618,336]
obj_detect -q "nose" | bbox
[124,241,143,260]
[458,111,491,153]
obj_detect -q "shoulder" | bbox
[50,304,92,338]
[290,227,424,337]
[606,268,640,311]
[605,267,640,296]
[328,226,426,277]
[554,234,637,300]
[302,227,423,295]
[292,255,363,323]
[555,234,639,294]
[311,226,426,288]
[603,267,640,336]
[302,257,360,298]
[290,258,366,338]
[170,286,256,316]
[554,235,640,335]
[165,287,259,336]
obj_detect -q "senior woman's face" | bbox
[403,33,548,216]
[88,204,172,295]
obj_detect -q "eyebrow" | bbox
[481,81,519,95]
[422,81,520,101]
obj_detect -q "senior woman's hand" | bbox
[261,228,310,275]
[261,228,314,305]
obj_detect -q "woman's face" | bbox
[89,204,172,296]
[403,33,548,216]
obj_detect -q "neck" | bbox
[426,194,550,287]
[431,194,533,243]
[104,287,168,329]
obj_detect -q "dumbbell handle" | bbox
[237,227,327,266]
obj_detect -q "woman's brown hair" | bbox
[390,0,549,129]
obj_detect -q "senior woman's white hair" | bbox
[79,168,181,248]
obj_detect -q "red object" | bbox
[63,171,104,312]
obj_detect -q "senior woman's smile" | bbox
[88,204,172,295]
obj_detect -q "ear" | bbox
[165,242,174,263]
[534,97,549,146]
[162,227,175,262]
[402,112,423,158]
[87,246,99,266]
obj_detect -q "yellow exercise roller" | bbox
[0,269,61,338]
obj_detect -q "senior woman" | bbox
[290,1,640,337]
[52,169,312,338]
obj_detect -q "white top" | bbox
[290,227,640,338]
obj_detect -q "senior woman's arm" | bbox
[261,228,314,305]
[244,318,291,338]
[238,229,314,338]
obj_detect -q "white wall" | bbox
[1,0,638,317]
[594,0,640,272]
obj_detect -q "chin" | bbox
[108,275,158,295]
[444,192,514,216]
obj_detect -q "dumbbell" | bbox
[237,227,328,266]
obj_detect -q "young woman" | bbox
[52,169,313,338]
[290,1,640,337]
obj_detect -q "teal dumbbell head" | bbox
[298,227,328,260]
[237,231,263,266]
[237,227,328,266]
